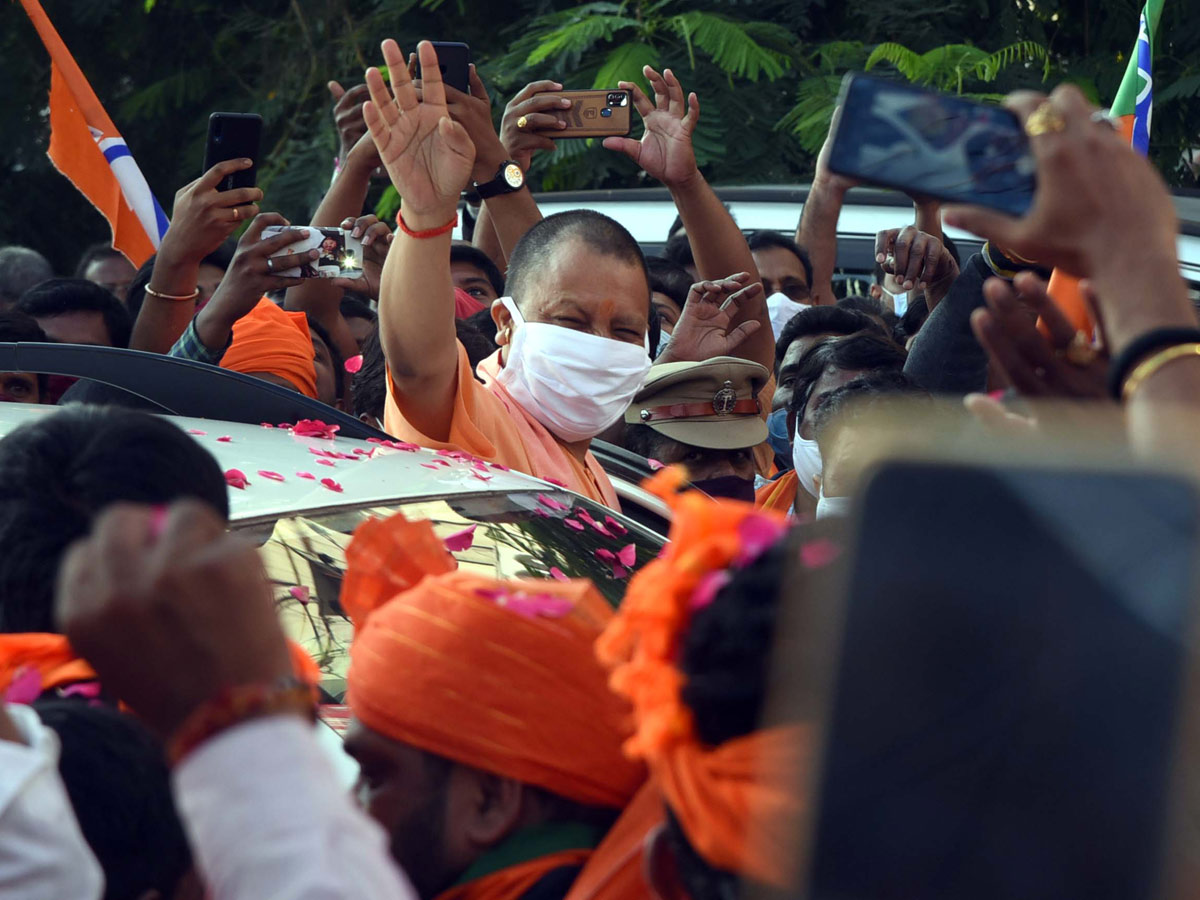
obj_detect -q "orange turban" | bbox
[342,512,645,810]
[220,298,318,398]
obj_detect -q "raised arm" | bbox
[795,108,859,309]
[604,67,772,371]
[365,39,476,441]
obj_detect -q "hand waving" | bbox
[603,67,700,189]
[656,273,764,363]
[364,40,476,228]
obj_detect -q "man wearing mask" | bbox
[363,41,767,508]
[622,357,768,503]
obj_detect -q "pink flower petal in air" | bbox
[594,548,617,563]
[224,469,249,490]
[735,515,788,567]
[216,436,233,443]
[800,538,841,570]
[257,470,285,482]
[296,471,316,480]
[4,666,42,705]
[549,567,569,582]
[444,525,477,552]
[690,570,730,611]
[604,516,628,537]
[317,458,336,467]
[320,477,343,493]
[537,494,568,512]
[617,543,637,568]
[292,419,340,440]
[563,518,585,532]
[288,586,311,605]
[187,429,207,436]
[344,354,364,374]
[647,459,665,471]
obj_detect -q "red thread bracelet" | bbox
[396,211,458,239]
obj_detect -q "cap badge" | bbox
[712,381,738,416]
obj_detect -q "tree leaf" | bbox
[667,11,790,82]
[593,42,658,92]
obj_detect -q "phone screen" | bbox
[807,461,1200,900]
[829,74,1036,217]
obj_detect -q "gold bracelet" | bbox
[144,285,201,302]
[1121,343,1200,402]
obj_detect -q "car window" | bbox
[245,490,662,702]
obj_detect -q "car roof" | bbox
[0,403,588,523]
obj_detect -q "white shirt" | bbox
[174,714,415,900]
[0,704,104,900]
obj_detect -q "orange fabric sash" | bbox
[435,849,592,900]
[755,469,798,513]
[563,784,663,900]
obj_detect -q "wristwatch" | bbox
[474,161,525,199]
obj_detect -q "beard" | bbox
[389,778,460,900]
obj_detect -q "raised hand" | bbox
[814,105,861,195]
[333,214,394,300]
[329,81,370,163]
[656,273,765,363]
[160,159,263,264]
[603,67,700,189]
[501,80,570,172]
[363,39,476,229]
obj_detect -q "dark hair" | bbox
[456,317,499,370]
[896,296,929,344]
[465,306,499,346]
[622,422,671,461]
[667,213,685,241]
[0,407,229,633]
[836,294,885,318]
[15,278,132,348]
[746,231,814,287]
[36,699,191,900]
[124,255,156,318]
[450,244,505,297]
[0,310,50,395]
[787,333,908,422]
[340,293,377,323]
[506,210,649,306]
[73,243,126,279]
[812,370,925,458]
[647,256,692,310]
[201,240,236,272]
[663,232,694,270]
[0,246,54,308]
[353,327,386,421]
[306,315,345,403]
[775,306,879,369]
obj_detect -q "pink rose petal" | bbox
[594,548,617,563]
[549,567,569,582]
[344,354,363,374]
[187,429,207,435]
[288,586,311,605]
[224,469,249,490]
[589,520,612,537]
[216,435,232,443]
[575,508,595,525]
[489,463,511,471]
[800,538,842,570]
[617,543,637,568]
[421,463,443,470]
[353,448,370,456]
[4,666,42,704]
[320,477,343,493]
[296,471,316,480]
[604,516,628,536]
[537,494,569,512]
[736,515,788,566]
[531,508,549,518]
[612,565,629,579]
[546,478,568,487]
[257,470,285,482]
[690,570,730,611]
[444,524,477,552]
[471,470,493,482]
[563,518,585,531]
[317,458,336,467]
[292,419,340,440]
[260,422,275,428]
[647,458,665,471]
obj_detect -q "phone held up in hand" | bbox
[261,227,364,279]
[827,73,1036,217]
[546,89,633,139]
[424,41,471,94]
[203,112,263,192]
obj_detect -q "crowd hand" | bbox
[332,214,394,300]
[876,226,959,292]
[363,39,475,230]
[970,271,1110,401]
[56,500,293,739]
[603,67,700,190]
[437,63,512,185]
[159,159,263,263]
[329,81,370,162]
[813,106,860,194]
[656,273,764,363]
[501,80,570,172]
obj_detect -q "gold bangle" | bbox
[1121,343,1200,402]
[145,285,201,302]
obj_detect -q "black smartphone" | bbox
[426,41,471,95]
[827,73,1036,217]
[202,112,263,192]
[806,460,1200,900]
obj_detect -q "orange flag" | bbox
[18,0,169,267]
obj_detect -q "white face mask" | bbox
[791,417,822,500]
[883,288,908,317]
[815,485,853,520]
[494,297,652,443]
[766,291,809,340]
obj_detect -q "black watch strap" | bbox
[1107,326,1200,399]
[474,162,525,200]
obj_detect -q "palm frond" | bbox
[668,12,790,82]
[864,42,926,83]
[525,14,639,67]
[593,42,659,92]
[974,40,1049,82]
[1158,72,1200,103]
[776,73,843,153]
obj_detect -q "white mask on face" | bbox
[791,417,822,500]
[495,297,652,443]
[815,485,853,520]
[883,288,908,317]
[766,291,810,340]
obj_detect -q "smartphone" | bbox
[202,112,263,192]
[554,90,632,139]
[827,73,1036,217]
[425,41,471,95]
[806,460,1200,900]
[261,226,364,279]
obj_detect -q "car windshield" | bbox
[242,489,662,701]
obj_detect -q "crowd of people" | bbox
[1,34,1199,900]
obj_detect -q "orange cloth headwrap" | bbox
[342,512,645,810]
[596,467,811,888]
[219,298,318,398]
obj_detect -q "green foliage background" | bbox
[2,0,1197,272]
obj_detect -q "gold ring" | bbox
[232,207,240,222]
[1064,331,1099,367]
[1024,102,1067,138]
[516,115,529,130]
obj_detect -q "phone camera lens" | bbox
[606,92,627,107]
